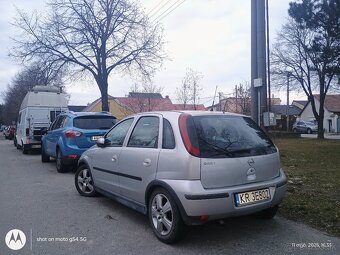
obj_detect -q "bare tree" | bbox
[2,62,65,124]
[11,0,165,111]
[176,68,203,109]
[234,83,251,115]
[126,82,163,112]
[271,18,338,138]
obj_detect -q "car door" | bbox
[91,118,134,195]
[117,115,161,204]
[45,115,66,157]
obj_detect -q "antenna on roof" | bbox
[210,86,218,111]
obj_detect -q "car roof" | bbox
[130,110,247,118]
[62,111,116,118]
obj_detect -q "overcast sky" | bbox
[0,0,306,106]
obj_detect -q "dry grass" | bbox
[273,138,340,237]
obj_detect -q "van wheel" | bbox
[75,165,97,197]
[41,144,50,162]
[148,188,186,244]
[14,138,17,147]
[307,128,312,134]
[56,149,68,173]
[255,205,279,219]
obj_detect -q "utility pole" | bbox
[235,85,238,113]
[251,0,267,126]
[286,72,291,132]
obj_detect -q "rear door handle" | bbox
[111,155,118,162]
[143,158,151,167]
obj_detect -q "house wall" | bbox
[300,99,338,133]
[89,99,133,120]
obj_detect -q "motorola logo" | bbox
[5,229,26,250]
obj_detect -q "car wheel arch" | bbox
[145,180,191,225]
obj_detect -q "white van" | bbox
[16,85,68,154]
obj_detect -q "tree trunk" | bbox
[97,75,109,112]
[317,97,325,139]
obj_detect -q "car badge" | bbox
[248,158,255,167]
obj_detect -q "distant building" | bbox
[271,105,302,131]
[207,96,281,116]
[292,100,308,110]
[84,93,205,119]
[68,105,87,112]
[300,94,340,133]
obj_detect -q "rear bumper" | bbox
[23,140,41,149]
[162,169,287,223]
[61,146,88,165]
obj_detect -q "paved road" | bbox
[0,135,339,255]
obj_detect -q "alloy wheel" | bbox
[77,168,94,194]
[151,194,173,236]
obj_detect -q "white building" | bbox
[300,95,340,133]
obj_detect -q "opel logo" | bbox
[248,158,255,167]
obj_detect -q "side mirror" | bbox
[96,137,106,148]
[41,127,48,135]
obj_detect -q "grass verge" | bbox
[273,137,340,237]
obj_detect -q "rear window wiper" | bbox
[198,137,234,157]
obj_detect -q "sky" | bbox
[0,0,307,106]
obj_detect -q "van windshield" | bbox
[73,116,117,130]
[192,115,277,158]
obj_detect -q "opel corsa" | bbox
[74,111,287,243]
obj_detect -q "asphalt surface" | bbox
[0,135,339,255]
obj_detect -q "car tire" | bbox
[16,141,21,150]
[56,149,68,173]
[13,137,17,147]
[148,188,186,244]
[22,143,29,154]
[307,128,312,134]
[255,205,279,219]
[75,165,98,197]
[41,144,50,163]
[292,128,297,133]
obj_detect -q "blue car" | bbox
[41,111,117,172]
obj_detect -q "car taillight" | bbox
[26,128,30,136]
[64,130,82,138]
[178,114,200,157]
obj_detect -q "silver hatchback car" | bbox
[75,111,287,243]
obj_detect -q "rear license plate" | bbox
[235,188,270,206]
[31,145,41,149]
[91,136,103,141]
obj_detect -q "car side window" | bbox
[50,116,65,130]
[128,116,159,149]
[105,118,134,147]
[162,118,175,149]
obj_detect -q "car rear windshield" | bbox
[73,116,116,130]
[192,115,277,158]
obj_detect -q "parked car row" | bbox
[11,110,288,244]
[3,125,16,140]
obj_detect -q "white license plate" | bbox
[235,188,270,206]
[91,136,103,141]
[31,145,41,149]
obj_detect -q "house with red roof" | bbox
[84,92,206,119]
[300,94,340,133]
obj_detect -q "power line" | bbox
[152,0,186,24]
[147,0,168,16]
[149,0,173,18]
